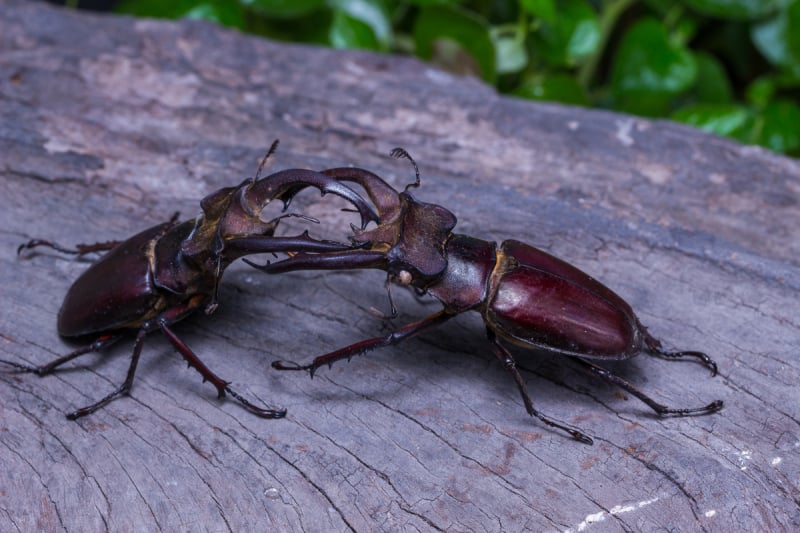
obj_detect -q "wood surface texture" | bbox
[1,1,799,531]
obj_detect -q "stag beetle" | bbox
[4,142,377,419]
[250,149,723,444]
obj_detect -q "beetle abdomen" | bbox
[57,224,168,337]
[486,240,640,359]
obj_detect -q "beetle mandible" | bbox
[3,142,377,419]
[250,149,724,444]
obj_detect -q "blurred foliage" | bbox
[111,0,800,156]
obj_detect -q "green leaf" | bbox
[116,0,246,27]
[413,5,496,83]
[693,52,733,103]
[254,8,332,43]
[754,99,800,153]
[512,73,589,106]
[680,0,785,20]
[530,0,600,67]
[493,30,528,74]
[520,0,557,24]
[751,0,800,70]
[329,10,381,49]
[402,0,459,5]
[329,0,391,49]
[183,2,246,28]
[611,18,697,116]
[243,0,326,19]
[745,77,776,107]
[115,0,197,18]
[672,104,750,136]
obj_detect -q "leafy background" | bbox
[66,0,800,156]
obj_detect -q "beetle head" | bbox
[354,192,456,286]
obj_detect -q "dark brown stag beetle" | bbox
[3,142,378,419]
[250,149,723,444]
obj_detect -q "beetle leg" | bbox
[486,329,594,445]
[0,334,122,376]
[154,298,286,418]
[158,321,285,418]
[8,298,285,419]
[18,214,180,257]
[17,239,122,256]
[648,349,718,376]
[573,358,724,416]
[272,309,455,377]
[65,328,149,419]
[205,255,223,315]
[642,332,718,375]
[368,275,400,322]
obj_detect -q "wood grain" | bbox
[1,1,798,531]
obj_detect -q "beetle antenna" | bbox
[252,139,280,184]
[390,147,420,191]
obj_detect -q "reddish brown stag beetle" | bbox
[250,149,723,444]
[3,142,378,419]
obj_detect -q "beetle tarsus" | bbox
[651,349,718,376]
[66,385,132,420]
[17,239,122,257]
[0,334,122,377]
[574,358,723,417]
[224,386,286,418]
[271,360,311,371]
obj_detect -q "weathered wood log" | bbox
[1,1,798,531]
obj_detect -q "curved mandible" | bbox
[321,167,401,222]
[243,168,379,229]
[321,146,421,220]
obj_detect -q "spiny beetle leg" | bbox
[158,306,286,418]
[486,329,594,445]
[272,309,455,379]
[574,358,724,416]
